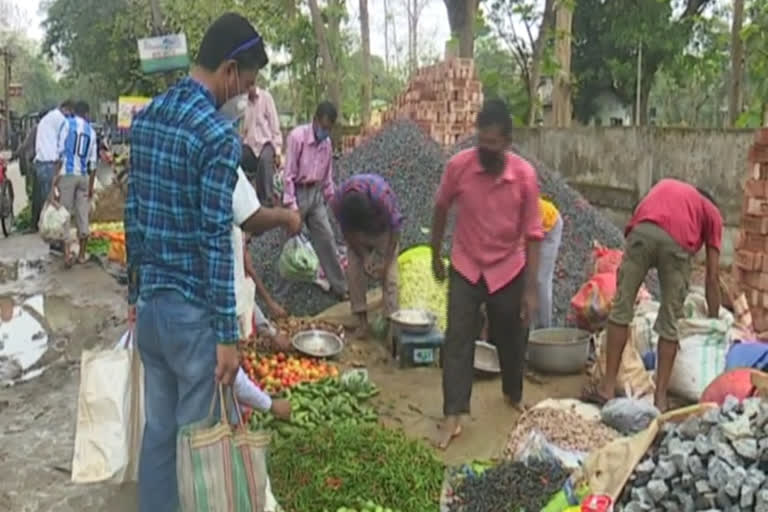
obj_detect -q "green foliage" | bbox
[474,36,528,125]
[740,0,768,127]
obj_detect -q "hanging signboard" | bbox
[137,33,189,73]
[117,96,151,129]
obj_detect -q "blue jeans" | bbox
[136,291,218,512]
[34,161,56,226]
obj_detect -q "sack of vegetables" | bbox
[278,234,319,282]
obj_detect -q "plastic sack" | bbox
[513,430,585,470]
[71,330,144,483]
[38,201,71,242]
[278,234,319,282]
[601,397,660,435]
[589,327,655,399]
[592,244,623,275]
[570,272,616,332]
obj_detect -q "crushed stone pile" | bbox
[250,121,631,322]
[618,396,768,512]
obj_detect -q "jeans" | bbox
[34,161,56,229]
[136,291,218,512]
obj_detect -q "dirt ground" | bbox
[0,234,586,512]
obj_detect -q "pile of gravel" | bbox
[250,121,630,322]
[618,396,768,511]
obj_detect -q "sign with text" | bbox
[137,33,189,73]
[9,83,22,97]
[117,96,151,129]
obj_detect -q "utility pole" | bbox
[1,48,11,149]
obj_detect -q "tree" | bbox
[443,0,479,58]
[571,0,715,125]
[403,0,431,73]
[551,0,573,127]
[729,0,745,125]
[360,0,372,126]
[742,0,768,126]
[488,0,556,125]
[473,35,528,123]
[307,0,343,121]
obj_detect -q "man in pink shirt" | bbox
[431,99,543,449]
[588,179,723,411]
[282,101,347,297]
[243,85,282,205]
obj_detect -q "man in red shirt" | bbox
[588,179,723,411]
[431,99,543,449]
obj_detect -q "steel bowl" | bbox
[390,308,436,334]
[527,328,591,375]
[474,341,501,374]
[291,330,344,358]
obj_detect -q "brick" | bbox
[754,312,768,333]
[741,233,768,252]
[757,129,768,145]
[745,180,768,199]
[746,198,768,216]
[750,144,768,164]
[742,216,768,235]
[736,250,761,271]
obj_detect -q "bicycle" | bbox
[0,157,15,237]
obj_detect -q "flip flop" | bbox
[581,383,611,406]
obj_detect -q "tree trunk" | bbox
[443,0,477,58]
[383,0,390,70]
[286,0,302,119]
[551,1,573,127]
[728,0,745,126]
[360,0,372,127]
[307,0,343,121]
[527,0,556,126]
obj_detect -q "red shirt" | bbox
[436,148,544,293]
[627,179,723,254]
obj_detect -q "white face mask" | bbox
[219,93,248,123]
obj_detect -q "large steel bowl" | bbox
[291,330,344,358]
[527,328,591,375]
[390,308,436,335]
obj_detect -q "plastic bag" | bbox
[601,397,660,435]
[278,234,318,282]
[38,201,71,242]
[592,245,623,275]
[570,272,617,332]
[513,430,585,470]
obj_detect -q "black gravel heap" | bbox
[448,459,569,512]
[250,121,637,321]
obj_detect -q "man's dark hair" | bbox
[240,143,259,175]
[477,99,512,137]
[74,101,90,117]
[339,191,387,234]
[696,187,719,209]
[315,101,338,123]
[60,99,75,110]
[197,13,268,72]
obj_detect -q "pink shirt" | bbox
[242,87,282,156]
[436,148,544,293]
[627,178,723,253]
[282,123,335,209]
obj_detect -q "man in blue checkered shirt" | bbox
[125,13,300,511]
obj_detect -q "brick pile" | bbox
[735,128,768,334]
[342,58,483,152]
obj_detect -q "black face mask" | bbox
[477,147,504,173]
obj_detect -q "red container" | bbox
[582,494,613,512]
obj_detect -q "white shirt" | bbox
[35,109,67,162]
[58,116,97,176]
[232,167,260,316]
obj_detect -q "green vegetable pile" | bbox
[14,205,32,232]
[397,246,448,331]
[86,238,111,257]
[249,377,379,438]
[270,423,443,512]
[334,502,400,512]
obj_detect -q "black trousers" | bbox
[442,267,529,416]
[253,143,276,206]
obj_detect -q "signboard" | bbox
[138,33,189,73]
[101,101,118,116]
[9,83,22,97]
[117,96,151,129]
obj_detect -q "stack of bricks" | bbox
[735,128,768,334]
[342,58,483,153]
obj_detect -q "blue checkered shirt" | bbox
[126,77,242,344]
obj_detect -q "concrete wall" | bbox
[511,126,756,264]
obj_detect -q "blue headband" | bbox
[226,36,262,59]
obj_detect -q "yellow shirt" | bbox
[539,198,559,233]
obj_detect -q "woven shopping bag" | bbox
[177,385,271,512]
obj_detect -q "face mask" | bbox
[477,147,504,173]
[314,125,329,143]
[219,93,248,123]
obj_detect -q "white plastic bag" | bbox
[669,290,733,402]
[513,430,585,470]
[278,234,319,282]
[71,330,144,483]
[38,201,71,242]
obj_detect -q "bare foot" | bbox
[435,416,462,450]
[654,393,669,413]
